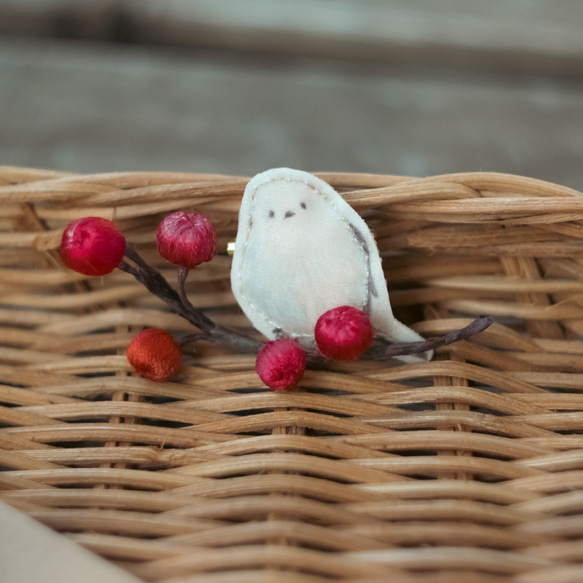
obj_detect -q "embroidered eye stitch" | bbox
[60,169,492,389]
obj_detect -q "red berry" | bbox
[127,329,182,382]
[60,217,126,276]
[255,338,306,391]
[157,211,216,269]
[315,305,374,361]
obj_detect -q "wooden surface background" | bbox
[0,0,582,189]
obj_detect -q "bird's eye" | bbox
[300,202,307,210]
[269,210,275,218]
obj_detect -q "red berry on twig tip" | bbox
[315,305,374,361]
[255,338,306,391]
[157,211,216,269]
[60,217,126,276]
[127,328,182,382]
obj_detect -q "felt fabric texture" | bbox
[231,168,432,361]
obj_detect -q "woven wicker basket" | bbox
[1,166,583,583]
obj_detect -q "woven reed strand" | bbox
[1,166,583,583]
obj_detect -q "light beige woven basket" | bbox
[1,166,583,583]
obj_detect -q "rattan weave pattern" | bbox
[1,166,582,583]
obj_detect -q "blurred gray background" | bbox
[1,0,582,188]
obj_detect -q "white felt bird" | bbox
[231,168,432,361]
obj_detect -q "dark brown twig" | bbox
[120,250,261,353]
[176,265,261,353]
[366,316,494,359]
[120,250,493,361]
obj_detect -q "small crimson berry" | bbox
[157,211,216,269]
[315,305,374,361]
[255,338,306,391]
[127,328,182,382]
[60,217,126,276]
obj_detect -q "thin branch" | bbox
[179,333,208,347]
[121,249,493,361]
[176,265,221,334]
[366,316,494,359]
[120,249,261,353]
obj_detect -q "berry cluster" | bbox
[60,213,376,390]
[61,212,216,383]
[60,212,491,390]
[255,305,374,391]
